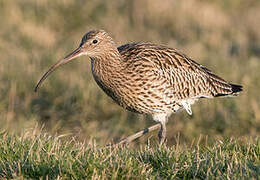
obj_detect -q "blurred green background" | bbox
[0,0,259,145]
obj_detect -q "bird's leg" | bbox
[106,114,169,147]
[108,123,161,147]
[158,121,167,144]
[153,114,168,145]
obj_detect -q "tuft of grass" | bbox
[0,129,259,179]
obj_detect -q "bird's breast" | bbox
[90,59,187,115]
[91,59,141,113]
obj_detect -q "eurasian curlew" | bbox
[35,30,242,145]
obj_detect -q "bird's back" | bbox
[116,42,242,115]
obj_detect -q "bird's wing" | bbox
[118,43,241,101]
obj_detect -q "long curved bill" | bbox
[34,46,83,92]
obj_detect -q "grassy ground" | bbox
[0,129,259,179]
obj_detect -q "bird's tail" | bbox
[214,83,243,97]
[230,84,243,94]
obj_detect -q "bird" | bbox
[35,30,242,145]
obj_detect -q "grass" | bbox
[0,129,259,179]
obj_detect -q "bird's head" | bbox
[79,30,116,58]
[34,30,115,92]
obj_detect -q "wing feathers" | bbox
[118,42,243,100]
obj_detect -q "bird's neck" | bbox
[90,48,123,87]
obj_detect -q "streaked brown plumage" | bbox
[35,30,242,144]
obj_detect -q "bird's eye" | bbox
[92,39,98,44]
